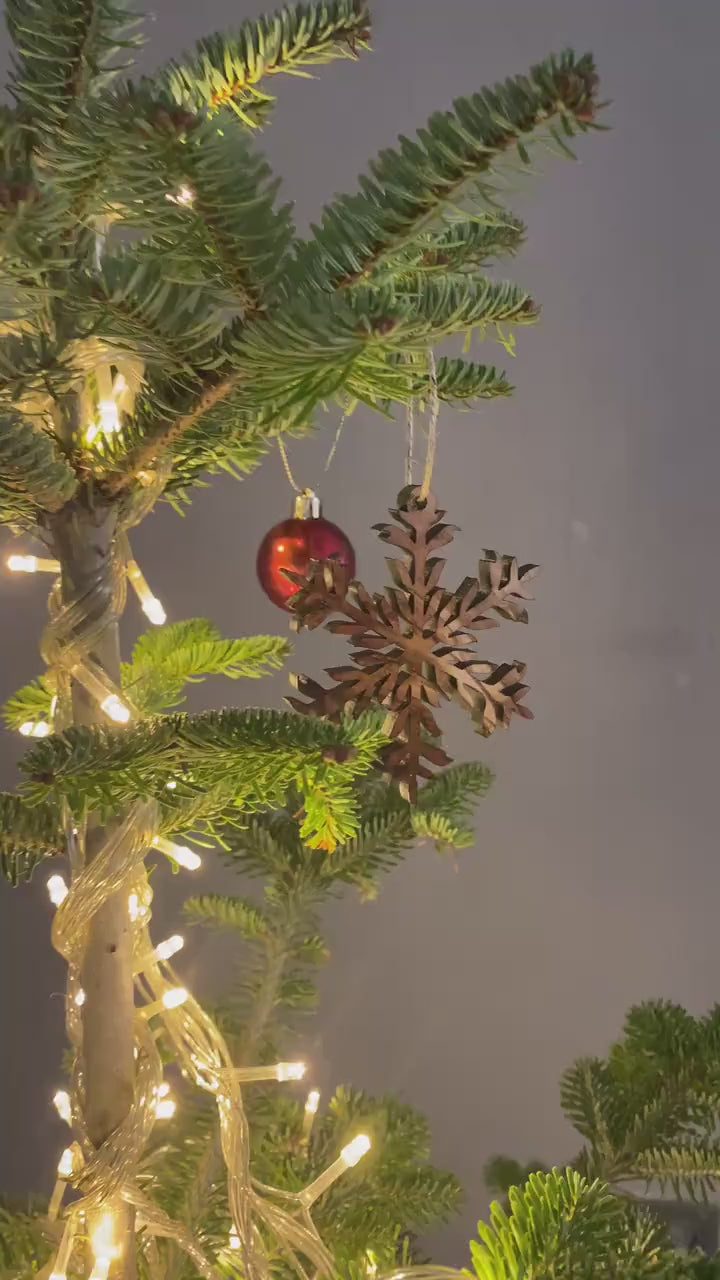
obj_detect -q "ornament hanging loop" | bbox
[277,411,348,500]
[405,348,439,506]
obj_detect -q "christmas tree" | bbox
[0,1,602,1278]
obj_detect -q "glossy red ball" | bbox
[256,515,355,610]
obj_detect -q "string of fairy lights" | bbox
[5,334,469,1280]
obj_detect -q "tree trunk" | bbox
[50,499,136,1270]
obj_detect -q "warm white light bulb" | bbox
[166,184,195,206]
[154,934,184,963]
[8,554,37,573]
[152,836,202,871]
[175,845,201,870]
[7,554,59,574]
[162,987,188,1010]
[101,694,130,724]
[90,1210,120,1270]
[155,1097,176,1119]
[276,1062,306,1082]
[341,1134,371,1168]
[157,1081,171,1098]
[53,1090,72,1124]
[19,720,50,737]
[301,1087,321,1141]
[141,596,167,626]
[47,875,68,906]
[166,780,177,790]
[74,988,86,1007]
[57,1148,74,1178]
[229,1229,241,1251]
[98,399,120,434]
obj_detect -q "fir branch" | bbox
[122,619,291,713]
[416,761,494,817]
[0,793,64,885]
[2,675,54,732]
[65,254,233,373]
[0,333,73,408]
[0,410,78,522]
[410,811,474,850]
[289,49,599,292]
[631,1145,720,1201]
[21,707,387,850]
[6,0,143,129]
[103,370,238,495]
[469,1170,638,1280]
[132,118,294,306]
[223,274,535,427]
[224,766,491,896]
[369,215,526,283]
[4,622,290,726]
[160,0,370,118]
[37,82,196,229]
[407,356,513,404]
[553,1001,720,1200]
[0,1198,52,1274]
[183,894,269,939]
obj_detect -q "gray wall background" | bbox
[1,0,718,1261]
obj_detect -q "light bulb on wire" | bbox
[126,557,166,626]
[47,875,68,906]
[7,554,60,574]
[101,694,130,724]
[19,720,50,737]
[152,835,202,871]
[162,987,188,1010]
[233,1061,306,1084]
[53,1090,72,1124]
[300,1134,371,1206]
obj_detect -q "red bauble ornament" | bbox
[256,491,355,611]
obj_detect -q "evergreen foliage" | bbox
[483,1002,720,1275]
[3,619,290,730]
[563,1001,720,1199]
[0,793,63,886]
[0,0,600,520]
[489,1001,720,1204]
[21,705,387,849]
[0,413,77,526]
[0,1199,50,1280]
[470,1168,706,1280]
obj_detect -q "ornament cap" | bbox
[294,489,321,520]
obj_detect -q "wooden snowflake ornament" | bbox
[287,486,538,802]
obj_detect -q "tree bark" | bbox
[50,498,136,1270]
